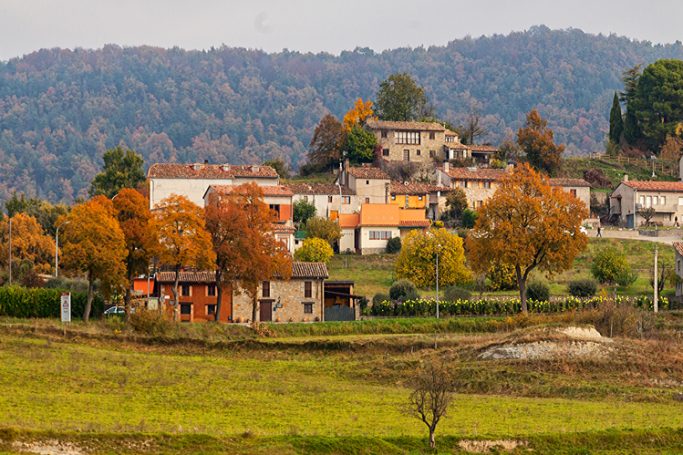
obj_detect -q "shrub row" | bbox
[0,285,104,319]
[368,295,674,317]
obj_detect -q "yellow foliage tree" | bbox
[395,228,471,288]
[152,195,215,321]
[294,237,334,264]
[342,98,375,132]
[60,197,128,322]
[466,163,588,312]
[0,212,56,277]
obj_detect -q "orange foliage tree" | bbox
[0,213,56,279]
[152,195,215,321]
[205,183,291,323]
[60,197,128,322]
[517,109,565,177]
[466,164,588,312]
[343,98,375,132]
[113,188,157,320]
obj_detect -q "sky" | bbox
[0,0,681,61]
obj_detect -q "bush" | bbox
[487,263,517,291]
[294,237,334,263]
[568,279,598,298]
[373,293,389,306]
[386,236,402,254]
[461,209,478,228]
[0,285,104,319]
[443,286,471,301]
[129,309,172,336]
[389,279,419,302]
[526,281,550,302]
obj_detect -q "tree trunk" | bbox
[214,269,222,322]
[516,265,528,313]
[172,266,180,322]
[124,269,133,323]
[84,269,93,323]
[429,429,435,449]
[251,291,258,324]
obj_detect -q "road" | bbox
[590,228,682,245]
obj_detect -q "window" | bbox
[678,197,683,206]
[661,196,666,205]
[369,231,392,240]
[206,304,216,315]
[483,181,491,189]
[328,195,333,203]
[366,180,370,185]
[391,195,396,201]
[653,196,659,205]
[640,195,645,206]
[445,135,455,143]
[381,130,387,138]
[262,281,270,298]
[646,196,652,208]
[429,150,435,158]
[418,195,423,201]
[416,149,421,156]
[269,204,281,218]
[429,132,435,140]
[365,197,370,203]
[570,189,577,197]
[303,195,309,202]
[459,181,468,189]
[342,196,351,204]
[382,148,389,156]
[181,284,190,297]
[403,149,410,161]
[395,131,420,145]
[207,284,216,296]
[180,303,191,315]
[303,303,313,314]
[304,281,312,298]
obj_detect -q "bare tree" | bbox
[638,207,656,226]
[406,360,454,449]
[458,113,487,145]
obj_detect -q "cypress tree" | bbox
[608,92,623,144]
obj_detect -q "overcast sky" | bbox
[0,0,681,61]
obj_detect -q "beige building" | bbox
[549,178,591,214]
[366,119,461,164]
[436,164,506,209]
[610,179,683,228]
[338,164,391,208]
[147,162,279,209]
[286,182,357,219]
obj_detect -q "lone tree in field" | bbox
[406,360,455,449]
[591,246,637,293]
[517,109,564,176]
[153,195,215,321]
[466,164,588,312]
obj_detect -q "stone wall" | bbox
[231,279,324,323]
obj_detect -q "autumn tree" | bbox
[0,213,56,284]
[305,216,342,247]
[153,195,215,321]
[342,98,375,132]
[591,246,637,291]
[466,164,588,312]
[608,92,623,144]
[294,238,334,264]
[90,147,146,198]
[440,188,468,226]
[112,188,157,321]
[307,114,344,170]
[60,197,127,322]
[395,228,471,288]
[375,73,431,121]
[263,158,290,179]
[660,134,683,164]
[205,183,291,323]
[5,193,69,236]
[517,109,565,176]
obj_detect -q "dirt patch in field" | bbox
[458,439,527,453]
[12,440,84,455]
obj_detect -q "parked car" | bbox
[103,306,125,316]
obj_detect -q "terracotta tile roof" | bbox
[148,163,278,179]
[339,213,360,229]
[398,209,431,227]
[285,182,355,195]
[444,167,506,181]
[359,203,400,226]
[390,182,451,195]
[674,242,683,256]
[291,261,329,279]
[622,181,683,192]
[446,144,498,153]
[366,119,445,132]
[273,224,296,233]
[550,178,591,187]
[156,271,217,283]
[208,184,293,197]
[347,165,390,180]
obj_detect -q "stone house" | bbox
[674,242,683,299]
[147,162,279,209]
[366,119,461,164]
[549,178,591,214]
[155,271,232,323]
[436,164,506,209]
[286,182,357,219]
[337,164,392,208]
[610,178,683,227]
[444,144,499,165]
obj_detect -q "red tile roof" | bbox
[148,163,278,179]
[674,242,683,257]
[156,271,217,283]
[366,119,445,132]
[623,181,683,192]
[208,184,293,197]
[445,167,506,181]
[347,165,390,180]
[390,182,451,195]
[399,209,431,227]
[550,178,591,187]
[285,182,355,195]
[291,262,329,279]
[447,144,498,153]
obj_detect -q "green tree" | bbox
[620,65,642,144]
[293,200,316,226]
[263,158,290,179]
[344,124,376,163]
[305,216,342,247]
[375,73,431,121]
[395,228,471,288]
[608,92,623,144]
[90,147,146,198]
[517,109,565,176]
[294,238,334,264]
[591,246,637,288]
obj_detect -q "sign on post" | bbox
[60,293,71,323]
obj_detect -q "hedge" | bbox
[0,286,104,319]
[368,295,674,317]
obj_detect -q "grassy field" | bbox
[1,314,683,454]
[327,238,674,301]
[561,156,678,188]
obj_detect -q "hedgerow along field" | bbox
[1,311,683,454]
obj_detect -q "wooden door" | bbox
[259,300,272,322]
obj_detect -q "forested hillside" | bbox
[2,25,683,202]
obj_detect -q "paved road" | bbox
[590,228,682,245]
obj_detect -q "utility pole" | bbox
[435,250,440,319]
[8,218,12,286]
[654,245,659,313]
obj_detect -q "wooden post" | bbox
[654,245,659,313]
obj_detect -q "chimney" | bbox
[437,170,442,186]
[443,161,450,173]
[623,174,629,182]
[204,159,209,164]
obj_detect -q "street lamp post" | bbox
[435,249,440,319]
[651,155,656,178]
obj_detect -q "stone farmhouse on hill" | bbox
[610,177,683,227]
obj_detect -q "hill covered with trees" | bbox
[2,25,683,203]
